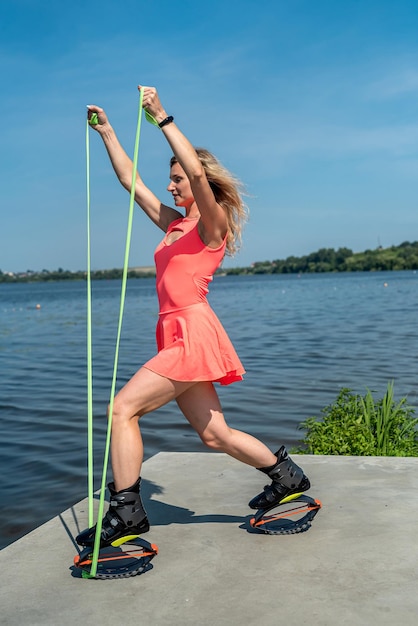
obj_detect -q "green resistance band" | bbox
[89,112,99,126]
[144,109,159,126]
[85,92,144,578]
[85,118,94,528]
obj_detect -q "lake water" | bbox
[1,271,417,549]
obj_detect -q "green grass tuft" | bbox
[294,382,418,456]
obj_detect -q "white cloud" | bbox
[366,67,418,99]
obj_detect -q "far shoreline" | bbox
[2,240,418,283]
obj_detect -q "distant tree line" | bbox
[0,267,156,283]
[2,241,418,283]
[225,241,418,275]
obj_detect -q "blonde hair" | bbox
[170,148,248,256]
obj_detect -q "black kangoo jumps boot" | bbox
[248,446,310,511]
[76,477,150,548]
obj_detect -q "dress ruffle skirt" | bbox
[144,302,245,386]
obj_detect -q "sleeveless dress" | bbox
[143,216,245,385]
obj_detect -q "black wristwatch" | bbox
[158,116,174,128]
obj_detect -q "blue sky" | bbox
[1,0,418,272]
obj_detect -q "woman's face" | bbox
[167,162,194,209]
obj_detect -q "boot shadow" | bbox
[142,478,246,527]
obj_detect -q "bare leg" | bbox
[176,381,277,467]
[110,367,195,491]
[177,382,310,511]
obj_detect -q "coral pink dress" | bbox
[144,217,245,385]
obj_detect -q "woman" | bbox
[77,86,310,548]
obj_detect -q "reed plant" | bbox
[295,382,418,456]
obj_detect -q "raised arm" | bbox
[139,87,228,247]
[87,105,181,232]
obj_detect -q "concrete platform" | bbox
[0,453,417,626]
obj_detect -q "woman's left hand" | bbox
[138,85,167,125]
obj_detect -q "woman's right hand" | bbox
[86,105,110,132]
